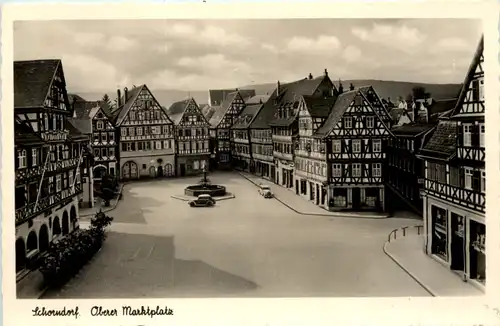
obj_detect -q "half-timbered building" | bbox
[418,36,485,289]
[266,70,336,189]
[294,95,336,206]
[14,59,87,277]
[314,87,393,211]
[111,85,175,180]
[208,90,255,169]
[231,98,265,172]
[168,98,211,176]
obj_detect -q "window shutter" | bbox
[457,124,463,147]
[472,80,479,101]
[471,124,480,147]
[472,170,480,192]
[459,167,465,188]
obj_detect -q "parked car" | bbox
[258,184,274,198]
[188,194,216,207]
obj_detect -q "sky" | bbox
[14,19,482,92]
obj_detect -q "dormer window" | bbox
[344,117,352,129]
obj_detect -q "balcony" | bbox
[272,134,293,142]
[424,179,485,213]
[15,183,82,225]
[251,137,272,144]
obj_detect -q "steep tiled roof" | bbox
[238,89,256,101]
[450,35,483,117]
[314,90,358,137]
[246,94,270,104]
[391,123,434,136]
[209,89,237,106]
[167,99,190,125]
[14,59,60,109]
[72,100,99,119]
[67,117,92,134]
[358,86,391,121]
[209,92,238,127]
[65,119,90,141]
[15,119,44,145]
[204,106,217,121]
[112,85,144,125]
[418,120,457,160]
[68,94,86,102]
[232,103,264,129]
[428,98,458,117]
[302,95,337,118]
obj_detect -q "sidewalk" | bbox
[79,183,125,218]
[384,233,483,296]
[239,172,389,219]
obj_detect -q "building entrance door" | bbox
[352,188,361,209]
[157,166,164,178]
[180,164,186,177]
[450,213,465,272]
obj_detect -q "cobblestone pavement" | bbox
[43,172,430,298]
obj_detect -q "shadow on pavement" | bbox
[41,232,258,298]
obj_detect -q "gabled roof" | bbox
[209,91,239,127]
[313,90,358,137]
[67,117,92,134]
[232,103,264,129]
[358,85,392,122]
[418,119,457,161]
[451,35,484,117]
[209,89,237,106]
[302,95,337,118]
[167,98,191,125]
[14,59,61,109]
[246,94,270,104]
[68,94,86,102]
[72,100,99,119]
[65,119,90,141]
[391,123,434,137]
[426,98,458,123]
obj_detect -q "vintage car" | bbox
[258,184,274,198]
[188,194,216,207]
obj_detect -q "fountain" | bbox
[184,164,227,197]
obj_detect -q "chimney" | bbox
[259,98,263,104]
[72,97,77,118]
[124,87,129,103]
[338,79,344,94]
[117,89,122,107]
[308,73,313,80]
[276,80,280,95]
[324,68,328,77]
[349,83,355,91]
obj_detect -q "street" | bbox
[43,172,429,298]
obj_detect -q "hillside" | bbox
[72,79,462,109]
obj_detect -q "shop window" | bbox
[431,205,448,261]
[470,220,485,284]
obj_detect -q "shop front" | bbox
[425,196,485,290]
[327,186,384,211]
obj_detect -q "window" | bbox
[481,170,486,193]
[129,127,135,137]
[479,78,484,101]
[102,148,108,157]
[352,140,361,153]
[366,116,374,128]
[162,125,169,134]
[463,124,472,146]
[332,163,342,177]
[155,141,161,150]
[480,123,485,147]
[163,140,170,149]
[101,132,107,142]
[121,128,127,137]
[109,132,115,142]
[332,140,341,153]
[18,150,27,168]
[344,117,352,129]
[94,134,99,142]
[151,126,158,134]
[472,80,480,101]
[96,121,104,130]
[372,139,382,152]
[31,148,38,166]
[194,160,200,170]
[94,148,100,157]
[437,164,446,183]
[121,143,127,152]
[69,171,73,187]
[56,174,61,192]
[130,111,136,120]
[449,166,459,186]
[465,168,473,190]
[352,163,362,177]
[109,148,115,157]
[136,127,143,136]
[372,163,382,177]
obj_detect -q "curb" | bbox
[80,183,126,218]
[238,172,389,219]
[382,237,436,297]
[170,194,236,202]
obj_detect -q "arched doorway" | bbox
[52,216,62,239]
[93,165,107,179]
[16,238,26,273]
[149,166,156,178]
[122,161,138,180]
[165,163,174,177]
[39,224,50,252]
[157,165,164,178]
[70,205,78,230]
[62,211,70,235]
[27,231,38,252]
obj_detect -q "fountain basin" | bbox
[184,184,227,197]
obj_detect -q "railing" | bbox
[177,135,210,141]
[121,134,172,141]
[15,183,82,225]
[16,157,80,182]
[250,137,272,144]
[121,119,170,125]
[272,135,293,142]
[387,225,423,243]
[40,130,69,142]
[425,179,485,212]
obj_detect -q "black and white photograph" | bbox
[2,2,499,325]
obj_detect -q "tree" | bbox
[101,94,112,107]
[411,86,427,100]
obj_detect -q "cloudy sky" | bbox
[14,19,482,92]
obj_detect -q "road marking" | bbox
[146,245,155,259]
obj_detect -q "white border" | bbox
[2,2,500,325]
